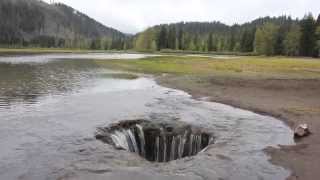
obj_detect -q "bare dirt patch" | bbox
[157,75,320,180]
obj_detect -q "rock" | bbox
[294,124,311,138]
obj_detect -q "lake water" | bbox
[0,53,294,180]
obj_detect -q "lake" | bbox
[0,53,294,180]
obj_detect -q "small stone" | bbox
[294,124,311,138]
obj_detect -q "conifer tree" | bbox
[299,14,316,56]
[284,24,301,56]
[240,28,255,52]
[168,26,176,49]
[157,26,168,50]
[177,29,184,50]
[207,33,214,51]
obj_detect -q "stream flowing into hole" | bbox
[96,120,214,162]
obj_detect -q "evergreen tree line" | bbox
[0,0,126,50]
[1,0,319,56]
[133,14,320,57]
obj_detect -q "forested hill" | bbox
[0,0,125,49]
[1,0,319,57]
[134,14,320,57]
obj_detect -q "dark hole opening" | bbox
[96,120,214,162]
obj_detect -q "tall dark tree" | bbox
[178,29,184,50]
[207,33,214,51]
[228,32,236,51]
[299,14,317,56]
[157,26,168,50]
[240,28,255,52]
[315,14,320,57]
[168,26,176,49]
[193,35,200,51]
[317,14,320,26]
[284,24,301,56]
[274,26,286,55]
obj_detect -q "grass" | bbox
[95,55,320,79]
[2,48,319,78]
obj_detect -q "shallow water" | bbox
[0,53,294,180]
[0,53,156,64]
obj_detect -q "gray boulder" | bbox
[294,124,311,138]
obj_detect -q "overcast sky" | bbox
[44,0,319,34]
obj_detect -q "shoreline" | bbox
[155,74,320,180]
[0,48,142,57]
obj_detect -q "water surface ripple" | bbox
[0,53,294,180]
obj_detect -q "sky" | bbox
[44,0,320,34]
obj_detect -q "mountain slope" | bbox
[0,0,125,48]
[133,16,302,54]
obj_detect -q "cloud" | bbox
[44,0,320,34]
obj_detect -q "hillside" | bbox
[133,15,320,57]
[0,0,125,49]
[0,0,318,55]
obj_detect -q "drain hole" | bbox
[96,120,214,162]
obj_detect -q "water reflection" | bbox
[0,53,157,64]
[0,59,130,108]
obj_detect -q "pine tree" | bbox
[157,26,168,50]
[314,26,320,57]
[315,14,320,57]
[175,38,179,50]
[177,29,184,50]
[284,24,301,56]
[193,35,200,51]
[212,36,218,51]
[207,33,214,51]
[299,14,316,57]
[228,32,236,52]
[240,28,255,52]
[274,25,288,55]
[168,26,176,49]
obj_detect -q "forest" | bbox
[0,0,125,49]
[133,14,320,57]
[0,0,319,57]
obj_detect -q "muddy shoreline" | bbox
[156,74,320,180]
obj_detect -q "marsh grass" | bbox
[95,56,320,79]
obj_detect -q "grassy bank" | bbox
[95,56,320,79]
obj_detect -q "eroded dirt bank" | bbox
[157,75,320,180]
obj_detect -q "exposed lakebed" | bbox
[0,53,294,180]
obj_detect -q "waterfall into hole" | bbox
[96,120,214,162]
